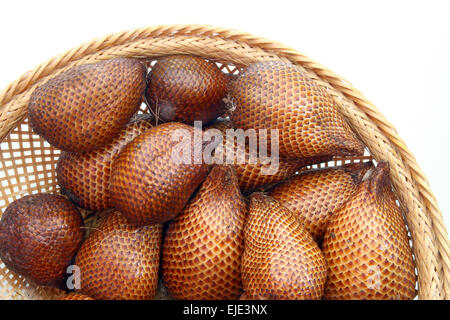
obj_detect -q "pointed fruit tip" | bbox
[361,161,390,195]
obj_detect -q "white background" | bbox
[0,0,449,230]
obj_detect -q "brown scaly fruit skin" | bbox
[206,119,331,192]
[162,165,247,300]
[56,114,153,211]
[75,210,162,300]
[0,194,83,288]
[322,162,416,300]
[146,55,229,124]
[269,162,374,243]
[242,193,327,300]
[110,122,210,225]
[228,61,365,159]
[59,293,94,300]
[29,58,147,153]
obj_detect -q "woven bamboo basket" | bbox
[0,24,448,300]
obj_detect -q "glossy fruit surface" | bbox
[163,165,246,299]
[269,162,373,242]
[207,119,331,191]
[75,210,162,300]
[0,194,84,288]
[56,114,153,211]
[242,193,327,299]
[29,58,147,152]
[322,162,416,299]
[228,61,364,159]
[110,122,210,225]
[146,55,228,124]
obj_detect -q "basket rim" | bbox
[0,23,448,300]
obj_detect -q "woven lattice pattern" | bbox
[0,25,448,300]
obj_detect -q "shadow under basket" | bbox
[0,25,448,300]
